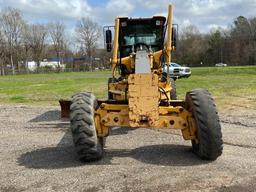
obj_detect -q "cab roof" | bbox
[119,16,166,25]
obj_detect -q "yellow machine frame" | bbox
[95,5,197,142]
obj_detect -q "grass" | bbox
[176,66,256,110]
[0,71,111,105]
[0,66,256,110]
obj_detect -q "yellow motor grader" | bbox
[69,4,223,162]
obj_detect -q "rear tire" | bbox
[70,92,103,162]
[170,78,177,100]
[185,89,223,160]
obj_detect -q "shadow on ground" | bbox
[110,127,137,135]
[17,132,209,169]
[27,122,70,129]
[27,109,70,129]
[29,110,61,122]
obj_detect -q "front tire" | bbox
[70,92,103,162]
[185,89,223,160]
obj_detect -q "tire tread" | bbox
[186,88,223,160]
[70,92,103,162]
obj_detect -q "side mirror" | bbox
[172,24,178,48]
[105,30,112,52]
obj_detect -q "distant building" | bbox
[27,61,66,71]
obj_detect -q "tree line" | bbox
[174,16,256,67]
[1,7,256,76]
[0,7,104,75]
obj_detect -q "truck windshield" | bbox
[120,24,164,57]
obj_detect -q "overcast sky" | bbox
[0,0,256,32]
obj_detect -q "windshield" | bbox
[122,25,162,46]
[171,63,181,67]
[120,22,164,57]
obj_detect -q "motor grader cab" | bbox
[69,5,223,162]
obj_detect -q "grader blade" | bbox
[59,99,71,118]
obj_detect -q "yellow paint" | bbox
[98,4,198,142]
[95,103,196,140]
[112,18,120,77]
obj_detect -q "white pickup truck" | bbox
[163,63,191,79]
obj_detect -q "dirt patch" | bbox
[0,105,256,192]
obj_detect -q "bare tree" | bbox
[248,18,256,65]
[75,17,101,71]
[49,21,65,68]
[28,24,48,70]
[175,25,208,66]
[0,7,24,74]
[230,16,254,65]
[21,23,33,72]
[0,29,7,75]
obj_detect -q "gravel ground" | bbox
[0,104,256,192]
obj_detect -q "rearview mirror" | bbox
[172,24,178,48]
[105,30,112,52]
